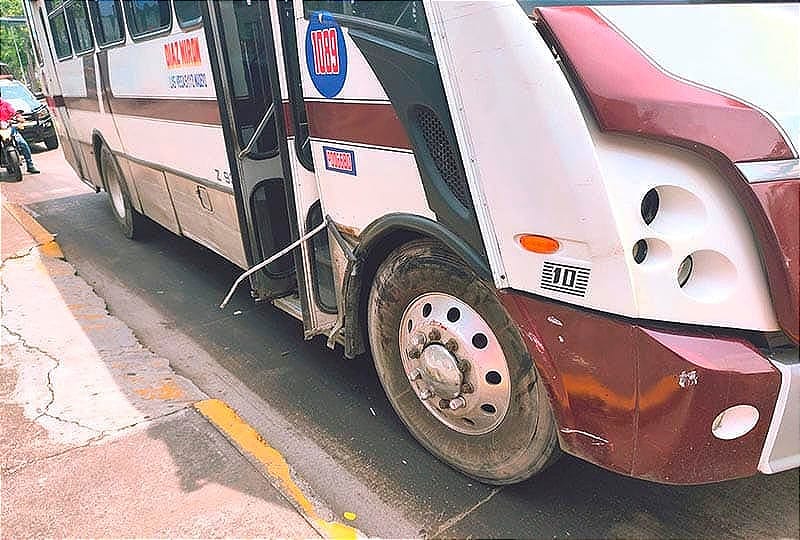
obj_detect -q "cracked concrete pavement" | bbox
[0,194,320,538]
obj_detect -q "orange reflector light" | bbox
[518,234,560,254]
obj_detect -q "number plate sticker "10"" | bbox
[305,11,348,98]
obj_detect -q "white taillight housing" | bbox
[593,131,778,332]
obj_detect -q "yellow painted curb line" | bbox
[195,399,360,540]
[3,202,64,259]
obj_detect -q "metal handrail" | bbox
[238,103,275,159]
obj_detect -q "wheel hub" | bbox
[399,292,511,435]
[418,343,462,399]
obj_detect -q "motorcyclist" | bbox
[0,87,40,174]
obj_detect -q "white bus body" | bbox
[25,0,799,485]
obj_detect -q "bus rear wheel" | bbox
[99,144,144,239]
[367,239,559,484]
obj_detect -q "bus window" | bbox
[278,0,313,171]
[123,0,171,39]
[88,0,125,47]
[216,0,278,158]
[50,11,73,59]
[306,201,337,313]
[303,1,427,35]
[175,0,202,29]
[44,0,63,12]
[66,1,94,55]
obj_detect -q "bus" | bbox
[23,0,799,485]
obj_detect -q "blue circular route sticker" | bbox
[305,11,348,98]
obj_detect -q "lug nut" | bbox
[419,388,434,400]
[457,358,470,374]
[411,333,427,347]
[438,399,450,410]
[460,382,474,394]
[409,368,422,381]
[428,328,441,342]
[445,339,459,353]
[407,346,422,359]
[449,396,467,410]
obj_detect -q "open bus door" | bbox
[205,0,338,338]
[204,0,295,299]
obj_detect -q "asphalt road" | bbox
[11,148,800,538]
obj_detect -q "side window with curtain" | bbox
[88,0,125,46]
[123,0,172,39]
[66,1,94,54]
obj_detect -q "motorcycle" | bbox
[0,118,23,182]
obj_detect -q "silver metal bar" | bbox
[219,220,327,310]
[238,103,275,159]
[736,159,800,183]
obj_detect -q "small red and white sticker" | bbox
[323,146,356,176]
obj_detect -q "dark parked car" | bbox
[0,79,58,150]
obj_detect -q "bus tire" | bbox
[367,239,560,484]
[99,144,143,239]
[4,147,22,182]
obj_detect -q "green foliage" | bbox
[0,0,33,81]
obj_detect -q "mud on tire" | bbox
[367,238,560,484]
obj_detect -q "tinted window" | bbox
[217,1,277,157]
[66,1,94,53]
[175,0,203,28]
[304,1,427,34]
[124,0,171,38]
[89,0,125,46]
[50,11,73,59]
[45,0,63,12]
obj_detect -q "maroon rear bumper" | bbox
[501,291,783,484]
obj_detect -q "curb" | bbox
[2,201,355,538]
[2,201,64,259]
[196,399,361,539]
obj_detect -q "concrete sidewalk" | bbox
[0,201,325,538]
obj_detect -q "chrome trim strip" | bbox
[758,348,800,474]
[736,159,800,183]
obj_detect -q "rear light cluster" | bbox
[631,185,737,302]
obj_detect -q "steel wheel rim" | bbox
[105,159,126,220]
[399,292,511,435]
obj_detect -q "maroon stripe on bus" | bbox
[282,101,294,138]
[47,95,66,108]
[63,96,100,112]
[305,100,411,150]
[108,97,221,125]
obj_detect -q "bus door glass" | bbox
[207,0,295,299]
[277,0,339,333]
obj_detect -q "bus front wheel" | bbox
[367,239,559,484]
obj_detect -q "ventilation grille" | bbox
[414,106,473,210]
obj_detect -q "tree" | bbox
[0,0,33,82]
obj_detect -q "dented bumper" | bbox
[500,290,794,484]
